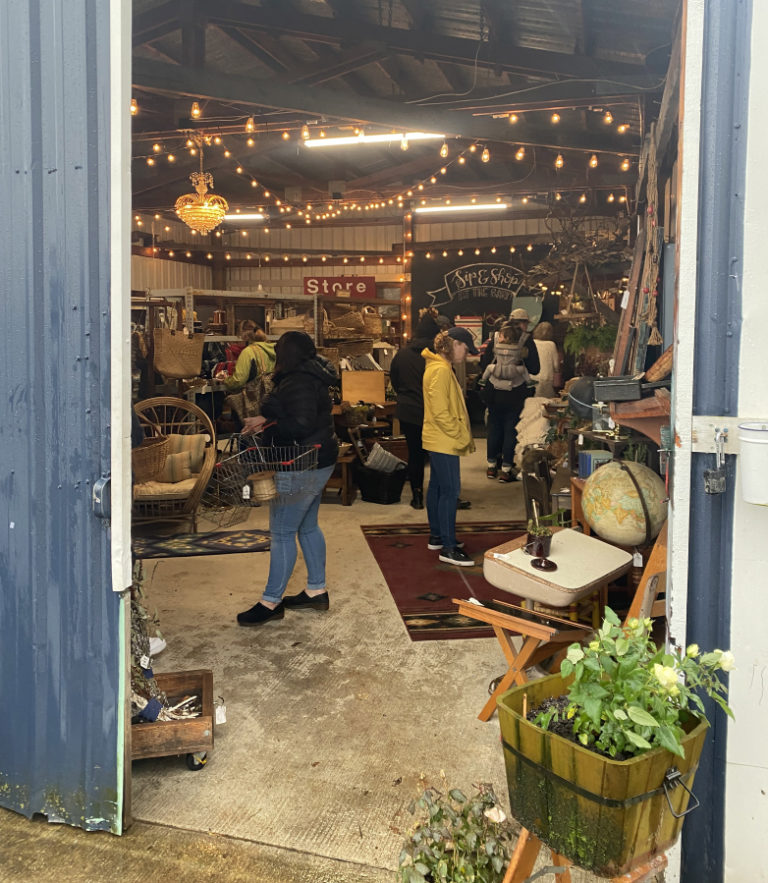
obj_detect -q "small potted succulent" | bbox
[397,780,514,882]
[525,519,553,558]
[497,608,734,876]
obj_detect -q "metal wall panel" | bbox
[131,255,211,291]
[0,0,120,830]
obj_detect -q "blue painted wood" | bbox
[0,0,121,830]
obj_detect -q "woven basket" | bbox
[644,344,673,382]
[332,309,366,331]
[152,327,205,379]
[338,338,374,357]
[303,308,331,338]
[269,315,305,335]
[132,435,169,482]
[361,305,383,338]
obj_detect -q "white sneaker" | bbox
[149,636,167,656]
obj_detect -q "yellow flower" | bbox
[653,663,678,691]
[719,650,736,672]
[686,643,699,657]
[484,806,507,824]
[589,641,600,651]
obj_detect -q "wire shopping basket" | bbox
[201,431,320,527]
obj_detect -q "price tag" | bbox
[607,417,616,429]
[633,552,643,567]
[621,289,630,309]
[578,434,584,445]
[140,654,150,670]
[215,704,228,725]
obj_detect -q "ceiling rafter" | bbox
[215,25,290,73]
[197,0,663,80]
[287,44,385,87]
[132,57,640,154]
[133,0,184,47]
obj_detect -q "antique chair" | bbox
[132,396,216,533]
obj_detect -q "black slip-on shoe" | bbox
[498,470,514,483]
[428,536,465,550]
[282,590,330,611]
[486,466,498,479]
[237,602,285,626]
[410,489,424,510]
[438,547,475,567]
[456,499,472,510]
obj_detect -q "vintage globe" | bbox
[581,460,667,546]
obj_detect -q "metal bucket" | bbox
[246,471,278,502]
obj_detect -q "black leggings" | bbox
[401,420,426,493]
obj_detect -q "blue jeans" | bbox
[426,452,461,548]
[262,464,335,604]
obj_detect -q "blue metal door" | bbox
[0,0,123,831]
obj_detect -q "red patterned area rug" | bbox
[361,521,525,641]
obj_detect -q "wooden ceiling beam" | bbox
[288,45,385,86]
[197,0,663,80]
[215,26,289,73]
[133,0,184,47]
[132,57,641,154]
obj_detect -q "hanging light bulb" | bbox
[442,250,448,257]
[440,141,449,158]
[401,135,409,151]
[457,249,464,256]
[526,244,533,252]
[481,146,490,163]
[604,111,613,124]
[551,112,560,124]
[301,124,310,140]
[474,248,481,256]
[621,157,631,172]
[130,97,138,116]
[245,116,255,133]
[282,131,290,140]
[555,153,564,169]
[167,154,176,163]
[515,147,525,161]
[589,154,599,168]
[618,124,629,134]
[509,245,516,253]
[522,196,529,204]
[146,157,155,166]
[579,193,587,203]
[458,156,466,165]
[508,113,518,124]
[190,101,201,119]
[555,192,562,201]
[607,192,615,203]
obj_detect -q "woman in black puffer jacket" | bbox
[237,332,339,626]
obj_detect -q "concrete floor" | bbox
[1,449,609,882]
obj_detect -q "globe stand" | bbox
[531,557,557,572]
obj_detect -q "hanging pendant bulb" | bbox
[481,146,490,163]
[604,111,613,124]
[440,141,449,158]
[508,113,518,124]
[301,124,310,140]
[130,97,139,116]
[621,157,631,172]
[515,147,525,161]
[555,153,564,169]
[579,193,587,203]
[245,116,255,133]
[400,135,409,151]
[190,101,201,119]
[589,154,599,168]
[607,193,615,202]
[551,113,560,124]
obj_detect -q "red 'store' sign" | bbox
[303,275,376,298]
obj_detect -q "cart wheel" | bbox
[185,751,208,771]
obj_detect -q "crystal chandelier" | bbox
[174,141,229,234]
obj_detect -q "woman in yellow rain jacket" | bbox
[422,327,477,567]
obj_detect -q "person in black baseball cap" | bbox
[445,325,479,355]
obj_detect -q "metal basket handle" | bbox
[662,766,700,819]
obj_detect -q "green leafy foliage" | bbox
[537,608,734,759]
[398,782,514,882]
[563,323,617,357]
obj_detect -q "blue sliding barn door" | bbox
[0,0,123,831]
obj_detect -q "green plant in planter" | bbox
[526,520,553,538]
[398,782,514,883]
[535,606,734,759]
[562,322,617,357]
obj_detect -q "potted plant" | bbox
[497,608,734,876]
[398,781,514,882]
[563,322,617,375]
[525,520,553,557]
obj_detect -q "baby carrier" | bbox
[485,331,530,390]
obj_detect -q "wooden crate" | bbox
[132,669,214,761]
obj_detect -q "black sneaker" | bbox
[438,547,475,567]
[456,499,472,510]
[486,466,498,479]
[427,536,465,550]
[283,590,329,610]
[498,470,514,483]
[237,602,285,626]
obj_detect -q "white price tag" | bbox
[215,704,227,725]
[242,484,251,500]
[620,289,630,309]
[578,434,584,445]
[633,552,643,567]
[140,654,151,669]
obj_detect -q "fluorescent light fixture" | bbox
[413,202,509,215]
[223,213,265,221]
[305,132,444,148]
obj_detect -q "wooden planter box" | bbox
[132,669,214,762]
[497,672,708,877]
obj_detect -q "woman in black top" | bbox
[237,332,339,626]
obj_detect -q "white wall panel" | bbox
[131,255,211,291]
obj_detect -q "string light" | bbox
[618,124,629,134]
[508,113,518,124]
[607,192,615,203]
[401,135,409,151]
[589,154,599,168]
[526,244,533,251]
[190,101,201,119]
[458,156,466,165]
[167,154,175,163]
[621,157,631,172]
[245,116,255,133]
[555,154,564,169]
[440,141,449,158]
[551,113,560,124]
[152,142,161,153]
[481,146,490,163]
[579,193,587,203]
[604,111,613,124]
[130,98,138,116]
[515,147,525,161]
[555,192,562,201]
